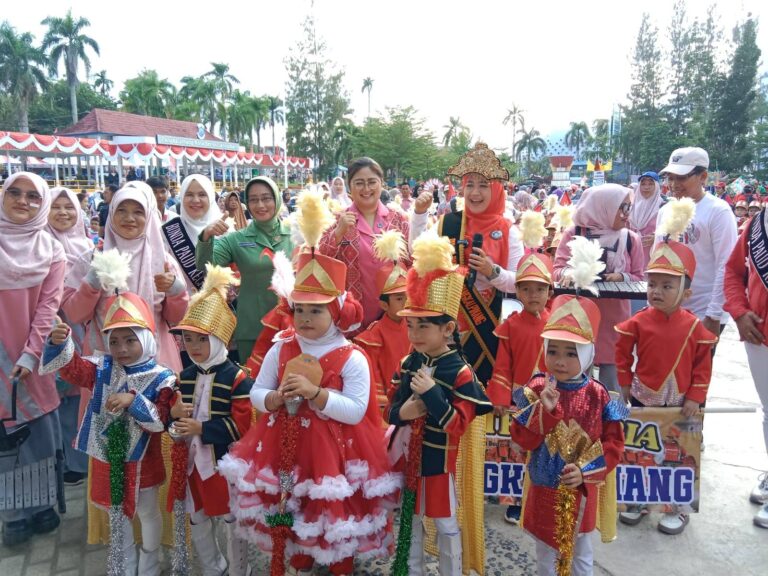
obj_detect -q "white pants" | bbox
[122,486,161,551]
[745,342,768,455]
[534,532,594,576]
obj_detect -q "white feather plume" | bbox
[270,251,295,303]
[565,236,605,296]
[90,249,131,293]
[658,197,696,240]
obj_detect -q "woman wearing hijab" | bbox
[553,184,645,393]
[161,174,224,294]
[629,171,664,269]
[46,186,94,486]
[411,143,525,386]
[196,176,293,359]
[330,175,352,208]
[0,172,67,545]
[223,189,249,230]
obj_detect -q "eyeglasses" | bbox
[665,170,702,184]
[248,195,275,205]
[351,179,380,191]
[5,188,43,204]
[619,202,632,215]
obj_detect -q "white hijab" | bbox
[179,174,222,245]
[108,327,157,367]
[543,339,595,377]
[629,179,662,231]
[197,335,229,371]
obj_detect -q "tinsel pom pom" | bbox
[171,499,190,576]
[554,483,578,576]
[107,504,125,576]
[106,419,129,506]
[268,524,293,576]
[167,439,189,511]
[391,488,417,576]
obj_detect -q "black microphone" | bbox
[466,233,483,291]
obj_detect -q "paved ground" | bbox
[1,323,767,575]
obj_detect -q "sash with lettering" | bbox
[439,211,501,384]
[748,212,768,291]
[162,219,205,290]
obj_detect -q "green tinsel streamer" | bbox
[391,489,416,576]
[106,419,129,506]
[266,512,294,528]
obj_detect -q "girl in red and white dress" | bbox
[219,190,400,576]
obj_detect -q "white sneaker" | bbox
[658,512,689,535]
[619,506,646,526]
[750,472,768,504]
[754,504,768,529]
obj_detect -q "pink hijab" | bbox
[572,184,632,273]
[46,187,93,271]
[0,172,66,290]
[105,186,167,308]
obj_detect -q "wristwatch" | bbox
[487,265,501,280]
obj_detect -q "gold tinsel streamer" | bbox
[554,484,578,576]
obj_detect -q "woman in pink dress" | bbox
[0,172,66,546]
[553,184,644,393]
[319,158,410,333]
[46,186,94,485]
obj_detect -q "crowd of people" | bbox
[0,141,766,576]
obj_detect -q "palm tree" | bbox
[361,77,373,118]
[179,76,217,127]
[119,69,175,118]
[266,95,284,151]
[41,10,100,124]
[565,121,591,160]
[250,96,269,151]
[93,69,113,96]
[514,127,547,171]
[502,104,525,156]
[0,23,49,132]
[442,116,464,147]
[203,62,239,138]
[227,90,256,144]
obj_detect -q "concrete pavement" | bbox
[1,323,767,575]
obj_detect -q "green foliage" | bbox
[0,22,49,132]
[29,79,116,133]
[565,121,590,160]
[119,69,176,118]
[285,14,352,179]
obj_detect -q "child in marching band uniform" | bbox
[167,265,254,575]
[219,190,398,576]
[488,211,554,525]
[40,251,175,576]
[510,238,627,576]
[386,233,493,576]
[615,198,717,535]
[354,230,411,410]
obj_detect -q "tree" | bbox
[179,76,217,127]
[203,62,239,138]
[502,105,525,157]
[710,16,761,172]
[350,106,439,180]
[266,95,284,151]
[119,69,175,118]
[29,79,116,133]
[93,69,113,96]
[227,89,256,145]
[587,118,611,161]
[0,22,49,132]
[514,127,547,173]
[565,121,591,160]
[250,95,269,151]
[41,10,100,124]
[361,77,373,118]
[442,116,465,147]
[284,14,352,178]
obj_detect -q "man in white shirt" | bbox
[655,147,738,339]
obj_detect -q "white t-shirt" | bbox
[654,192,738,322]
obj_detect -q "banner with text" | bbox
[483,407,702,512]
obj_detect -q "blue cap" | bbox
[639,171,660,183]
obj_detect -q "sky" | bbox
[6,0,768,156]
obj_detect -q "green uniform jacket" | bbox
[195,222,293,345]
